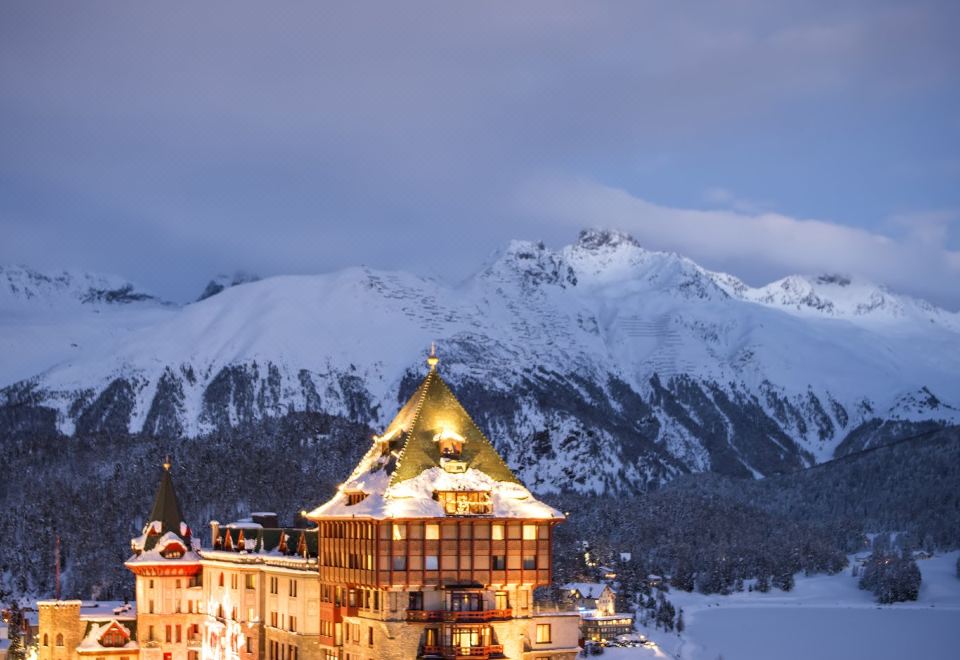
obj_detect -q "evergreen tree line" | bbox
[857,549,921,603]
[0,412,368,600]
[545,426,959,600]
[0,411,956,605]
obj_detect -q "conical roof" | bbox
[387,367,521,486]
[140,462,189,551]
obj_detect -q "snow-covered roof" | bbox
[130,464,193,556]
[562,582,613,598]
[307,358,562,521]
[126,531,201,566]
[78,620,138,651]
[310,466,561,520]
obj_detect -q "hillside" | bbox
[2,230,958,490]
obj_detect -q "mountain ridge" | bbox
[2,229,958,491]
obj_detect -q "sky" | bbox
[1,1,959,307]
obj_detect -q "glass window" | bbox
[491,524,504,540]
[392,524,407,541]
[492,555,506,570]
[425,555,438,570]
[425,524,439,540]
[523,555,536,569]
[536,623,551,643]
[408,591,423,610]
[522,524,537,540]
[392,555,407,571]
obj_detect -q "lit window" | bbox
[425,524,439,540]
[536,623,552,644]
[522,524,537,540]
[392,524,407,541]
[100,627,126,648]
[492,524,504,540]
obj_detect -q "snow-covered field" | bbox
[604,552,960,660]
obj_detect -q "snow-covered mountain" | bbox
[2,230,958,492]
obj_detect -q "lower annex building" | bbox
[38,351,580,660]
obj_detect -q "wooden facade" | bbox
[316,519,554,589]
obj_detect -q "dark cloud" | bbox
[1,1,958,304]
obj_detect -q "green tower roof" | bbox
[141,461,189,551]
[386,358,521,486]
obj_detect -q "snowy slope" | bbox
[2,231,958,490]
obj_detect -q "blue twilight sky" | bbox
[1,1,959,307]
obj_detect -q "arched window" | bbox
[43,634,49,646]
[56,634,64,646]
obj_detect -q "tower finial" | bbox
[427,342,439,370]
[163,455,172,471]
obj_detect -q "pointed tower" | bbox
[126,460,203,660]
[307,349,577,660]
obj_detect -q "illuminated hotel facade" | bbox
[37,352,579,660]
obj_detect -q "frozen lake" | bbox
[603,552,960,660]
[683,606,960,660]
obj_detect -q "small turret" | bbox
[128,458,195,559]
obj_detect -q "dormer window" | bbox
[435,490,492,515]
[99,624,129,648]
[345,491,367,506]
[434,428,465,459]
[160,542,186,559]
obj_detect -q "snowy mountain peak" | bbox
[479,240,578,289]
[0,264,159,309]
[574,228,642,252]
[196,271,261,302]
[740,273,922,321]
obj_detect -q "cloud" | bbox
[702,187,774,214]
[0,1,958,303]
[518,177,960,309]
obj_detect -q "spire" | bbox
[427,342,439,371]
[139,460,189,551]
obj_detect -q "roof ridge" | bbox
[431,374,518,480]
[388,369,435,487]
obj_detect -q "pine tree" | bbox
[6,603,27,660]
[676,608,685,633]
[756,573,770,593]
[772,568,794,592]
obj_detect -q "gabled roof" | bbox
[386,364,520,486]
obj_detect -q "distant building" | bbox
[559,583,633,643]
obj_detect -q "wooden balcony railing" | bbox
[407,608,512,623]
[421,644,504,659]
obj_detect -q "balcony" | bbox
[407,608,512,623]
[421,644,504,659]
